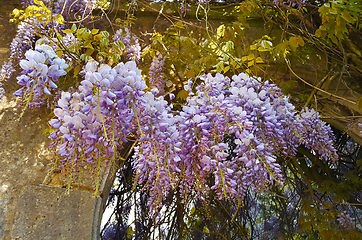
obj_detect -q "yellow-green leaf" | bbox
[255,57,263,63]
[91,29,99,35]
[85,48,94,56]
[94,34,103,41]
[177,90,189,100]
[12,9,22,18]
[275,41,288,54]
[247,60,254,67]
[315,29,324,38]
[357,96,362,110]
[186,69,195,78]
[62,29,73,34]
[71,24,77,32]
[126,227,134,238]
[247,54,254,61]
[73,65,81,77]
[55,15,64,25]
[217,24,225,40]
[216,61,224,72]
[56,50,63,58]
[174,22,185,29]
[341,11,355,23]
[250,45,257,50]
[289,36,299,48]
[329,35,338,45]
[297,36,304,46]
[84,40,93,49]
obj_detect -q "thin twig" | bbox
[284,56,356,105]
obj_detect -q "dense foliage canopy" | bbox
[1,0,362,239]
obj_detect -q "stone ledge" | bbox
[12,185,99,240]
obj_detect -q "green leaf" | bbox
[329,34,338,45]
[297,36,305,46]
[56,50,63,58]
[73,65,81,77]
[319,4,330,16]
[185,69,195,78]
[94,34,103,41]
[84,40,93,49]
[357,96,362,109]
[191,207,196,215]
[217,24,225,40]
[174,22,185,29]
[289,36,299,48]
[216,61,224,72]
[114,40,125,49]
[62,29,73,34]
[225,41,234,51]
[250,45,257,50]
[80,54,88,62]
[177,90,189,100]
[85,48,94,56]
[71,24,77,32]
[247,54,254,60]
[101,31,109,39]
[91,29,99,35]
[341,11,355,23]
[255,57,263,63]
[126,227,134,238]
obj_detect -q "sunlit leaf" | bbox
[62,29,73,34]
[177,90,189,100]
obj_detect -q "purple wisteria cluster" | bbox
[13,43,68,105]
[289,108,338,161]
[0,62,15,102]
[9,21,36,63]
[0,20,35,85]
[132,90,181,213]
[132,72,338,215]
[337,211,355,229]
[52,0,96,20]
[149,52,166,95]
[113,28,141,63]
[176,73,289,199]
[0,0,95,102]
[180,3,191,17]
[48,60,149,172]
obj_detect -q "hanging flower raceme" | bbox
[149,52,166,95]
[132,89,182,214]
[49,60,149,172]
[113,28,141,63]
[132,72,338,217]
[13,42,68,104]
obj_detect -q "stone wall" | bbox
[0,3,135,239]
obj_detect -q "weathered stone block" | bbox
[12,185,99,240]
